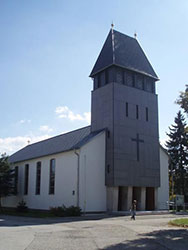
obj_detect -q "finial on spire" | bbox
[134,31,137,39]
[111,22,114,30]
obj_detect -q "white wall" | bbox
[3,131,106,212]
[3,151,78,210]
[79,131,106,212]
[157,147,169,210]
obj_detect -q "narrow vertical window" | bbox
[49,159,55,194]
[126,102,128,117]
[107,165,110,174]
[146,107,149,121]
[36,162,41,195]
[107,130,110,138]
[24,164,29,195]
[136,105,139,119]
[14,166,18,195]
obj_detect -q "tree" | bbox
[0,154,15,211]
[166,111,188,200]
[176,84,188,114]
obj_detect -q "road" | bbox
[0,213,188,250]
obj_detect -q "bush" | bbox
[16,199,28,213]
[50,205,81,217]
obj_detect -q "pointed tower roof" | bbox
[90,29,158,80]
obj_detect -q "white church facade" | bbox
[3,28,169,212]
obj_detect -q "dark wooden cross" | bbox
[131,133,144,161]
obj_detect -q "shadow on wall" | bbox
[103,229,188,250]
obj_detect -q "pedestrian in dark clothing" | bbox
[130,200,137,220]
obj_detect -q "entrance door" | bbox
[133,187,141,210]
[118,187,127,211]
[146,187,155,210]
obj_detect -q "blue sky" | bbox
[1,0,188,155]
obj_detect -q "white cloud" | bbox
[39,125,53,133]
[19,119,31,124]
[55,106,91,124]
[0,135,51,156]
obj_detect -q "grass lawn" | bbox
[169,218,188,227]
[0,208,54,218]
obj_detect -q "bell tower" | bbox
[90,28,160,210]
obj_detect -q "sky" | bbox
[1,0,188,155]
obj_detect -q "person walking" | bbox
[130,200,137,220]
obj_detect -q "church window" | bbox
[107,165,110,174]
[126,102,128,117]
[136,105,139,119]
[123,71,126,85]
[101,71,106,86]
[49,159,55,194]
[116,68,123,84]
[108,67,114,83]
[126,71,134,87]
[107,130,110,138]
[36,161,41,195]
[146,107,149,121]
[98,74,101,88]
[24,164,29,195]
[14,166,18,195]
[145,78,153,93]
[136,74,144,90]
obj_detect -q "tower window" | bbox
[126,102,128,117]
[136,74,144,90]
[107,165,110,174]
[146,107,149,121]
[107,130,110,138]
[49,159,55,195]
[136,105,139,119]
[24,164,29,195]
[126,71,134,87]
[116,68,123,84]
[36,161,41,195]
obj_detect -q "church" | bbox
[3,28,169,212]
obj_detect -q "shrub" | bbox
[50,205,81,217]
[16,199,28,213]
[50,205,66,217]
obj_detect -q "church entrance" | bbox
[133,187,141,210]
[146,187,155,210]
[118,186,127,211]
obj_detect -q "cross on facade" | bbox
[131,133,144,161]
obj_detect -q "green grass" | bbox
[0,208,54,218]
[169,218,188,227]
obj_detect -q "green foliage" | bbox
[176,84,188,114]
[0,154,15,209]
[166,111,188,201]
[50,205,81,217]
[16,199,28,213]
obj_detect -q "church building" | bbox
[3,28,169,212]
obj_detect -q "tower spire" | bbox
[134,31,137,39]
[111,22,114,30]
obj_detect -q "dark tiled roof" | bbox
[9,126,105,163]
[90,29,158,80]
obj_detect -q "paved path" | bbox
[0,213,188,250]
